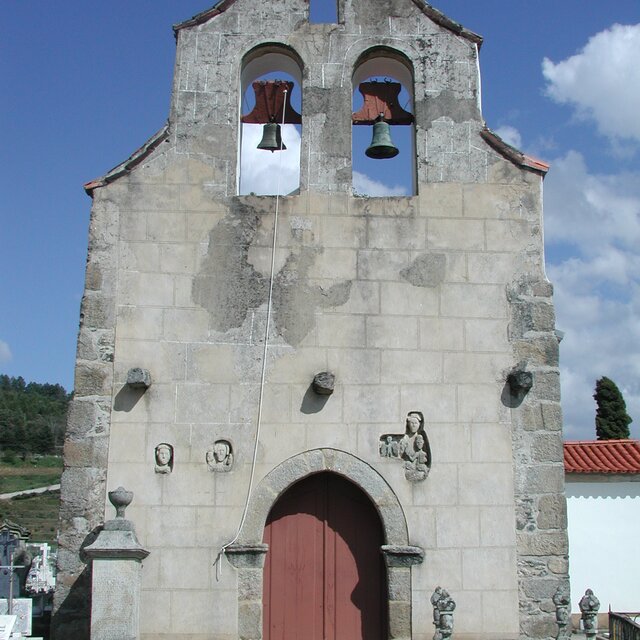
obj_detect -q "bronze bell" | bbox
[365,117,399,159]
[257,122,286,152]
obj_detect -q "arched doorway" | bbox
[263,472,388,640]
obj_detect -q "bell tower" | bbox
[54,2,568,639]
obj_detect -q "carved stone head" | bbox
[406,411,423,434]
[155,443,173,474]
[206,440,234,471]
[214,441,229,462]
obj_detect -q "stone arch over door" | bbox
[226,448,423,640]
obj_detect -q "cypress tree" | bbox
[593,376,632,440]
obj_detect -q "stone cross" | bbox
[0,531,21,605]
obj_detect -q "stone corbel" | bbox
[381,544,425,567]
[225,543,269,569]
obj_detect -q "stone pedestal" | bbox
[84,487,149,640]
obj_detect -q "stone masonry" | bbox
[53,1,569,639]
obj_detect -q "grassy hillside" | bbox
[0,490,60,543]
[0,457,62,543]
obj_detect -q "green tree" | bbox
[0,374,70,455]
[594,376,632,440]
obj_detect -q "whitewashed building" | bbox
[565,440,640,613]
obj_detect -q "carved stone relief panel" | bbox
[379,411,431,481]
[206,440,234,472]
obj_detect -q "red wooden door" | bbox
[263,473,387,640]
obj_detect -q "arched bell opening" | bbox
[351,48,417,197]
[238,45,304,196]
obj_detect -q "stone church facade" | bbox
[53,1,568,638]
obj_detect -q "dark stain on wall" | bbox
[193,200,268,332]
[401,253,446,287]
[194,199,352,346]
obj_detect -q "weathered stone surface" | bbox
[517,532,569,556]
[400,252,446,287]
[225,544,268,569]
[520,613,558,639]
[513,334,560,366]
[531,433,564,464]
[312,371,335,395]
[547,556,569,576]
[381,545,425,567]
[541,402,564,431]
[537,494,568,530]
[126,368,152,389]
[74,363,110,397]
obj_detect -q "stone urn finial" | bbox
[108,486,133,519]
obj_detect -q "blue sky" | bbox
[2,1,639,440]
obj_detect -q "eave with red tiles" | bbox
[564,440,640,478]
[480,128,550,176]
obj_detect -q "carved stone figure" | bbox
[431,587,455,640]
[380,435,394,457]
[413,434,429,473]
[579,588,600,639]
[553,585,571,640]
[430,586,443,625]
[206,440,234,472]
[380,411,431,481]
[398,411,422,457]
[154,443,173,474]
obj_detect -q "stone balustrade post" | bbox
[83,487,149,640]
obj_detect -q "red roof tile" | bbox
[480,128,550,176]
[564,440,640,474]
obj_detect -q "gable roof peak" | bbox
[173,0,483,47]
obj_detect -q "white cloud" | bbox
[542,24,640,145]
[352,171,407,197]
[551,279,640,440]
[239,124,301,196]
[0,340,12,365]
[544,151,640,260]
[494,125,522,149]
[544,151,640,440]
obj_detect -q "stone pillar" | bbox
[226,544,269,640]
[83,487,149,640]
[381,545,425,640]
